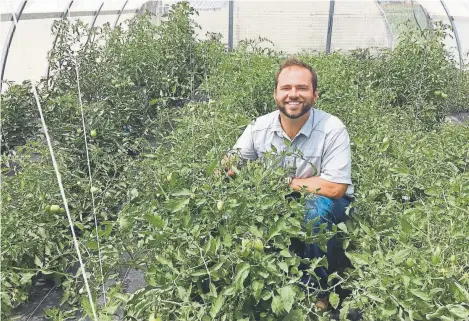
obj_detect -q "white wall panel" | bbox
[0,0,23,14]
[234,1,330,53]
[0,21,10,54]
[23,0,70,14]
[3,18,56,84]
[332,1,389,52]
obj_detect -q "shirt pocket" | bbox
[297,149,322,177]
[256,140,280,159]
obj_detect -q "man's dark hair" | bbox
[274,57,318,93]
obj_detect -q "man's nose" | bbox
[288,88,299,98]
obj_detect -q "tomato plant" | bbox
[1,2,468,320]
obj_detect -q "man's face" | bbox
[274,66,318,119]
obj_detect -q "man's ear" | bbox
[313,90,319,102]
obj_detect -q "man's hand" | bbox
[214,154,237,178]
[214,168,236,178]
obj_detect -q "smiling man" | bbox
[227,57,354,311]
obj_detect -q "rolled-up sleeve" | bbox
[230,122,258,161]
[320,127,352,185]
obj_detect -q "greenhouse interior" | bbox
[1,0,469,320]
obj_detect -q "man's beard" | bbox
[277,101,312,119]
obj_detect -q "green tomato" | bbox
[434,90,442,97]
[406,257,415,267]
[441,93,448,99]
[148,314,162,321]
[119,217,131,231]
[253,239,264,251]
[217,200,224,211]
[450,254,457,264]
[50,205,60,213]
[90,129,97,137]
[45,205,51,212]
[59,208,65,213]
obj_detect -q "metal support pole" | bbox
[90,2,104,30]
[228,0,234,52]
[375,0,394,49]
[45,0,74,84]
[114,0,129,28]
[84,2,104,48]
[326,0,335,54]
[411,0,433,30]
[1,0,28,92]
[440,0,463,69]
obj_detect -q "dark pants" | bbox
[292,195,353,295]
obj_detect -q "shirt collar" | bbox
[273,111,283,134]
[299,108,315,138]
[273,108,315,138]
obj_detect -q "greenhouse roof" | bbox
[1,0,468,92]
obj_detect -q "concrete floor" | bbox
[14,264,147,321]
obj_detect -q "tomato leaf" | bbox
[209,294,224,318]
[329,292,340,310]
[277,261,289,273]
[282,310,306,321]
[167,198,190,213]
[453,280,469,302]
[144,213,164,228]
[252,279,264,302]
[171,189,194,198]
[34,256,43,268]
[447,304,469,319]
[206,159,218,177]
[279,285,295,313]
[266,217,286,241]
[233,262,250,289]
[271,295,283,315]
[177,285,191,302]
[410,289,431,301]
[345,251,369,266]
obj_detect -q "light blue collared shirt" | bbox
[230,108,354,197]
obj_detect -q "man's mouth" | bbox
[286,101,302,106]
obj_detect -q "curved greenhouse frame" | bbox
[1,0,468,92]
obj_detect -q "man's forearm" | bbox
[289,176,347,199]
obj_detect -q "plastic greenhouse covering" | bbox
[1,0,468,92]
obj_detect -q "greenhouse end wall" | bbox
[1,0,468,91]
